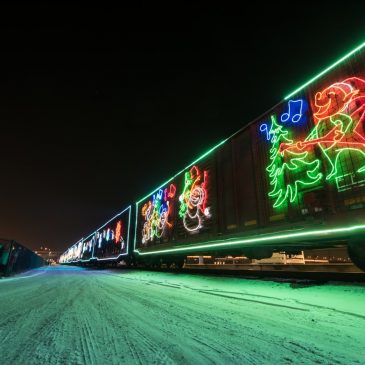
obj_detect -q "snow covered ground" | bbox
[0,266,364,365]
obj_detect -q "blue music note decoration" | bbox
[280,99,308,124]
[260,123,270,141]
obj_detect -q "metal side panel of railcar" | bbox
[133,41,365,269]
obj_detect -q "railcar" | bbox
[0,239,45,276]
[60,207,131,265]
[61,41,365,271]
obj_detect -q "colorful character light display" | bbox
[141,184,176,244]
[262,77,365,208]
[80,235,95,260]
[179,165,210,232]
[96,219,125,252]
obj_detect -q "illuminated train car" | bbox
[59,239,82,264]
[61,42,365,270]
[133,42,365,270]
[60,207,131,265]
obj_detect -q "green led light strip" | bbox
[284,40,365,100]
[134,223,365,255]
[134,201,139,252]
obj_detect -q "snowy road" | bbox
[0,266,364,365]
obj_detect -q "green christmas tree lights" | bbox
[267,115,322,208]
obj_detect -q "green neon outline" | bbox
[269,152,322,208]
[179,170,192,219]
[92,205,131,260]
[127,204,131,256]
[284,40,365,100]
[318,113,365,181]
[266,115,292,208]
[134,223,365,255]
[266,115,322,208]
[134,201,139,252]
[302,111,365,191]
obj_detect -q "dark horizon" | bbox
[2,3,365,252]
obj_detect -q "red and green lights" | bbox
[262,77,365,209]
[179,166,210,232]
[138,164,211,248]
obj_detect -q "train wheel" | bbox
[348,240,365,271]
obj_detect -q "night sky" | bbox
[2,4,365,252]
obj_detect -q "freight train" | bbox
[60,41,365,271]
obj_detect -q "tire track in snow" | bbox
[97,275,227,364]
[95,277,172,364]
[97,273,281,364]
[293,300,365,320]
[198,290,309,311]
[2,281,72,364]
[163,282,365,321]
[121,327,144,365]
[77,312,99,365]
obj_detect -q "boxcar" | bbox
[133,42,365,270]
